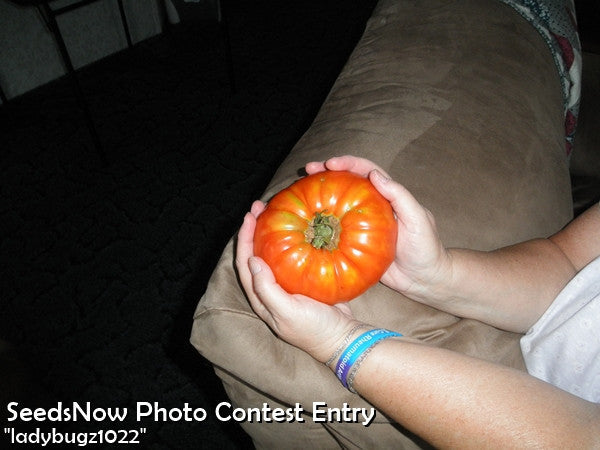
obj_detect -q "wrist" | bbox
[400,248,456,306]
[326,327,403,393]
[324,322,371,367]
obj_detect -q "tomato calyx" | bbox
[305,211,341,251]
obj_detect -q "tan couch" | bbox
[191,0,573,447]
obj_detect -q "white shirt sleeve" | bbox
[520,256,600,403]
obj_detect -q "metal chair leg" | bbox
[116,0,133,48]
[217,0,236,93]
[39,1,108,165]
[0,84,7,104]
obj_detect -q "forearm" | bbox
[412,238,577,332]
[350,338,600,449]
[401,205,600,332]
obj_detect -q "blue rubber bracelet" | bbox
[334,328,402,389]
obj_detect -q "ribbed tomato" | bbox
[253,170,397,304]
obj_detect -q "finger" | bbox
[247,256,293,325]
[305,160,327,174]
[306,156,392,178]
[250,200,266,217]
[325,156,391,178]
[333,301,354,317]
[307,156,380,176]
[235,212,258,299]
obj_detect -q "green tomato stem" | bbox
[305,211,341,251]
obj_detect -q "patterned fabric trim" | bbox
[497,0,582,155]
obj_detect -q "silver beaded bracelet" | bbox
[324,324,370,367]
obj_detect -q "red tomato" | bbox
[253,170,397,304]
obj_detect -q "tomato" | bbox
[253,170,397,304]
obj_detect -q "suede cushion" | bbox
[191,0,573,447]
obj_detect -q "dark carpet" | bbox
[0,1,377,448]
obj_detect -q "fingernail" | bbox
[372,169,390,184]
[248,257,262,275]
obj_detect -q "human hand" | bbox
[235,200,364,363]
[306,155,452,301]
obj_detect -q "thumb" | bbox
[248,256,290,309]
[369,170,427,227]
[248,256,264,276]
